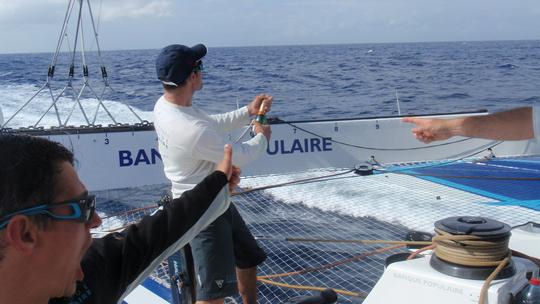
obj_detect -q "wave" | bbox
[522,96,539,103]
[407,62,425,67]
[437,93,471,100]
[497,63,518,69]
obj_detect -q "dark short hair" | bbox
[0,135,74,259]
[161,67,202,92]
[162,81,185,92]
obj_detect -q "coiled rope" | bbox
[430,228,511,304]
[433,228,510,267]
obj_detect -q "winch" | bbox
[364,216,540,304]
[430,216,515,280]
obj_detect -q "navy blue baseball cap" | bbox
[156,44,207,86]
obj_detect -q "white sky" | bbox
[0,0,539,54]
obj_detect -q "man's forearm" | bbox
[458,107,534,140]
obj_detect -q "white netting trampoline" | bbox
[94,156,540,303]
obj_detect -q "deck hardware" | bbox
[354,163,374,176]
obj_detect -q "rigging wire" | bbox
[373,142,503,173]
[88,0,103,52]
[64,0,92,126]
[379,171,540,181]
[511,221,540,229]
[255,236,432,246]
[3,0,143,130]
[232,169,356,195]
[279,119,475,151]
[50,0,76,71]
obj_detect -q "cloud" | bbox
[0,0,173,26]
[0,0,66,26]
[100,0,173,20]
[1,0,539,53]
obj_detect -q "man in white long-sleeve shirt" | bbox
[153,43,272,304]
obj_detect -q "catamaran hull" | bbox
[6,111,539,192]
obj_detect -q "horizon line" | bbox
[1,38,539,56]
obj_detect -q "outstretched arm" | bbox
[81,146,238,304]
[402,107,534,143]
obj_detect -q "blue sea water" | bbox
[2,40,540,303]
[1,40,540,124]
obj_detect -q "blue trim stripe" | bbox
[141,278,172,302]
[482,200,540,211]
[407,170,540,211]
[494,158,540,164]
[405,169,514,201]
[374,161,457,173]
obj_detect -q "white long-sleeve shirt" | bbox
[154,95,268,198]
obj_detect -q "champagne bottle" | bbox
[255,101,268,125]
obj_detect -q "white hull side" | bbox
[28,112,540,191]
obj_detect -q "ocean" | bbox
[2,40,540,303]
[2,40,540,128]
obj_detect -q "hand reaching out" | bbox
[402,117,454,144]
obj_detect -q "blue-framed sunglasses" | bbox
[0,194,96,230]
[193,60,204,72]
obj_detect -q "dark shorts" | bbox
[190,203,267,301]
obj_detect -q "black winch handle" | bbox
[287,289,338,304]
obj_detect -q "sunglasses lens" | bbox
[194,60,203,71]
[84,195,96,222]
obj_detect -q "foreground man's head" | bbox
[0,135,101,302]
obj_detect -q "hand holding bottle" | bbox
[252,121,271,141]
[248,94,273,117]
